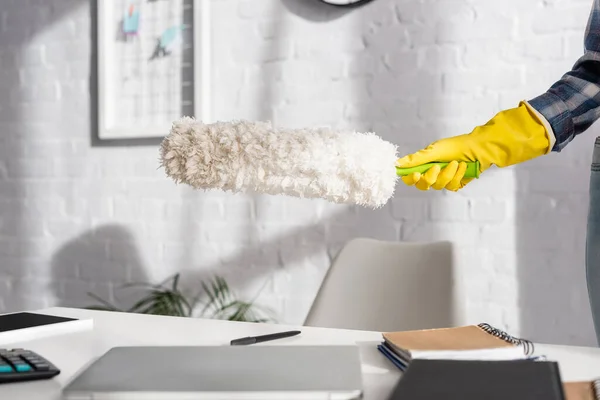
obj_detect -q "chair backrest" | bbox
[303,238,456,332]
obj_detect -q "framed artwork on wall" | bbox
[95,0,210,141]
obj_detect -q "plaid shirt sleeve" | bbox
[528,0,600,152]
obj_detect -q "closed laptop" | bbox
[62,345,363,399]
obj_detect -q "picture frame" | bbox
[95,0,210,141]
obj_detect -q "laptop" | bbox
[62,345,363,399]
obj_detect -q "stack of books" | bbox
[378,323,600,400]
[378,323,539,371]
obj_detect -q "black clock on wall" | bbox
[317,0,375,7]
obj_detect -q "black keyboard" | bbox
[0,348,60,383]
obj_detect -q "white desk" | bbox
[2,307,600,399]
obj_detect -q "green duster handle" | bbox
[396,161,480,179]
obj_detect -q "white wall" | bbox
[0,0,597,346]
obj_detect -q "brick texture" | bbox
[0,0,598,346]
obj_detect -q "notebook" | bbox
[387,358,566,400]
[379,323,537,371]
[564,379,600,400]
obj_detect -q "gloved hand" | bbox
[395,101,553,191]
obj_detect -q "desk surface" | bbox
[1,307,600,399]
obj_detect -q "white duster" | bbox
[159,118,399,208]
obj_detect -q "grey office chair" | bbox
[303,238,456,332]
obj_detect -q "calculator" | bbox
[0,348,60,383]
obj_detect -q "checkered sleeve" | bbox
[528,0,600,152]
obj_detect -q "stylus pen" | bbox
[230,330,301,346]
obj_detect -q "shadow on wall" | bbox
[173,203,361,324]
[49,210,364,324]
[0,0,86,312]
[50,224,149,310]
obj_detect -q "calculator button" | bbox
[14,364,31,372]
[33,363,50,371]
[0,365,13,373]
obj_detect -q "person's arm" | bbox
[396,0,600,192]
[528,0,600,152]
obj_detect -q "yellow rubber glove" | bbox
[396,101,553,191]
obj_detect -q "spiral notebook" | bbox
[564,379,600,400]
[378,323,537,371]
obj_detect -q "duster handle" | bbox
[396,161,480,179]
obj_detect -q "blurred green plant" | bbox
[86,273,273,323]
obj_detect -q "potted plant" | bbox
[86,273,274,323]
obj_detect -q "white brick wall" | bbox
[0,0,598,346]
